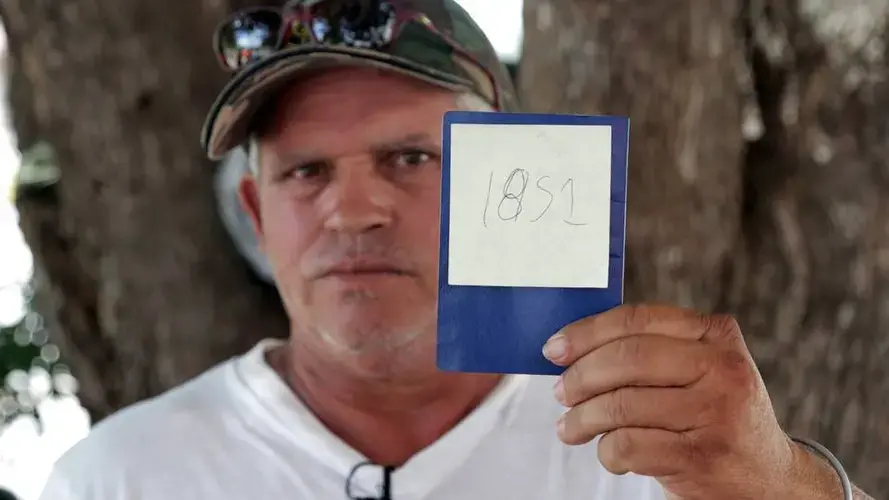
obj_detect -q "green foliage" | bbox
[0,283,69,425]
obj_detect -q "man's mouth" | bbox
[318,259,410,278]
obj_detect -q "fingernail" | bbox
[557,413,567,439]
[543,333,568,361]
[553,377,566,405]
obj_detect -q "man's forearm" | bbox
[852,485,875,500]
[789,441,875,500]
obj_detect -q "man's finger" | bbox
[543,304,732,366]
[557,386,711,446]
[557,335,711,406]
[597,427,695,477]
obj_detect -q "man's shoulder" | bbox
[84,361,237,452]
[40,360,244,497]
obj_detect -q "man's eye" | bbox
[390,149,433,169]
[271,162,330,193]
[291,162,326,179]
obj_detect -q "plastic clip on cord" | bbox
[345,462,395,500]
[790,436,853,500]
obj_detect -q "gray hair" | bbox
[247,91,494,176]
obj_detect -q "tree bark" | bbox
[0,0,289,421]
[521,0,889,494]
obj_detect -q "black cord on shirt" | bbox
[345,461,395,500]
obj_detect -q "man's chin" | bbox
[319,273,414,298]
[314,320,436,378]
[317,310,434,353]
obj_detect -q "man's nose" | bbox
[321,160,396,233]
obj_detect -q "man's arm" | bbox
[853,486,875,500]
[547,304,880,500]
[790,443,875,500]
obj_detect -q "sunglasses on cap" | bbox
[212,0,500,108]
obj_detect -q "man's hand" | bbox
[541,304,860,500]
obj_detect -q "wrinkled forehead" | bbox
[259,66,456,140]
[281,65,453,109]
[248,70,456,169]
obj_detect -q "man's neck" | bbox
[267,340,502,467]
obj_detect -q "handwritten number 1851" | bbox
[481,168,587,227]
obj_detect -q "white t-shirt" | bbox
[38,340,666,500]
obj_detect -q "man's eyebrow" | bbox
[270,132,440,167]
[371,132,440,152]
[270,149,324,169]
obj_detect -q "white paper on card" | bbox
[447,123,612,288]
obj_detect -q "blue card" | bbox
[436,111,629,376]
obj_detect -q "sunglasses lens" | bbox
[217,10,283,70]
[311,0,396,48]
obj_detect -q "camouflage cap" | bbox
[200,0,520,160]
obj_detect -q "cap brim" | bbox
[201,45,474,160]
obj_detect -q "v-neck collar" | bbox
[230,339,530,498]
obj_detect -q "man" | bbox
[39,1,873,499]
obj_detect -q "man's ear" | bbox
[238,172,264,247]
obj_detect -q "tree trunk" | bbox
[520,0,889,494]
[0,0,289,421]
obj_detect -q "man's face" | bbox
[240,67,452,364]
